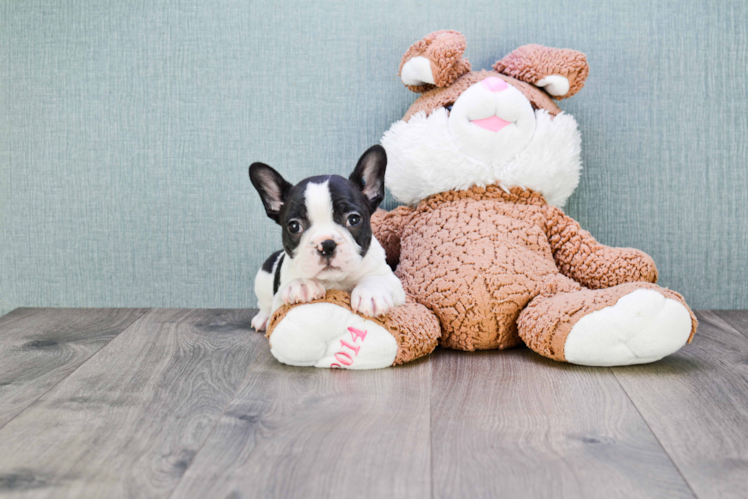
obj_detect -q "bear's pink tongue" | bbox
[471,116,511,132]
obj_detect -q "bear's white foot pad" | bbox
[268,303,398,369]
[564,289,692,367]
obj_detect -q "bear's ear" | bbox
[399,30,472,93]
[493,44,589,100]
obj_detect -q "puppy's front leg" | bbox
[351,274,406,317]
[278,278,326,306]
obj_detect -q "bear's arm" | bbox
[542,205,659,289]
[371,206,416,269]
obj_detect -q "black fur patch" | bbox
[273,253,284,294]
[279,178,315,257]
[261,249,283,273]
[327,175,374,256]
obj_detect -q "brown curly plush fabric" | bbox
[493,44,589,100]
[517,282,697,361]
[371,207,415,268]
[398,30,472,93]
[543,206,659,288]
[266,289,441,366]
[373,184,697,352]
[402,70,561,122]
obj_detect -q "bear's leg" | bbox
[517,282,697,366]
[264,290,441,369]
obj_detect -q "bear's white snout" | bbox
[448,78,536,166]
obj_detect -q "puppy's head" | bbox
[249,145,387,281]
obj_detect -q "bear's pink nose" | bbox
[482,77,508,92]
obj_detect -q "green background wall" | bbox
[2,0,747,315]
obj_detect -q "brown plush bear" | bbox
[264,31,697,369]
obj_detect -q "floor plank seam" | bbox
[610,367,699,499]
[0,308,151,434]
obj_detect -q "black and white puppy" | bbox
[249,145,405,331]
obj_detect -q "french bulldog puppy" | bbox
[249,145,405,332]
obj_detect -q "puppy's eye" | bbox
[287,220,303,234]
[346,214,362,227]
[445,104,454,113]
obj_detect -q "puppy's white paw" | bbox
[351,284,395,317]
[251,310,270,332]
[280,279,326,305]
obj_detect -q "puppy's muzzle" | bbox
[317,239,337,257]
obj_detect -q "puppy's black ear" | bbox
[249,163,293,223]
[349,145,387,210]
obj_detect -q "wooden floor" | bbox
[0,309,746,498]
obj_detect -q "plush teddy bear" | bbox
[264,30,697,369]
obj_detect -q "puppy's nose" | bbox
[318,239,337,257]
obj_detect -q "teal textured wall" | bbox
[2,0,747,315]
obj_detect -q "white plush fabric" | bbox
[400,56,435,86]
[564,289,693,366]
[269,303,398,369]
[382,107,582,207]
[448,80,537,166]
[536,75,570,96]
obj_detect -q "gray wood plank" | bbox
[612,310,748,498]
[0,308,263,499]
[171,347,432,498]
[0,308,148,428]
[716,310,748,337]
[431,348,693,498]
